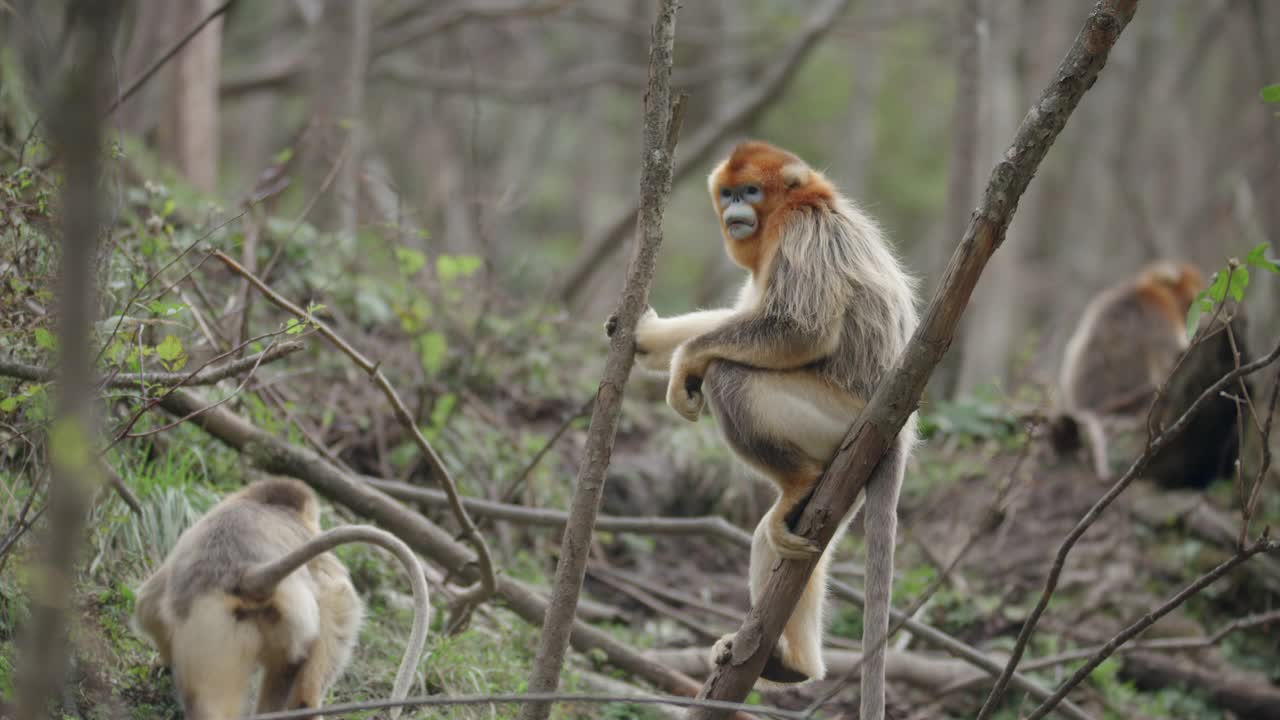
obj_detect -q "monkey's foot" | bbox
[710,633,736,668]
[666,374,704,421]
[767,515,821,559]
[710,633,811,684]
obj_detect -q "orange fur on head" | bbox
[707,141,836,275]
[1133,261,1205,328]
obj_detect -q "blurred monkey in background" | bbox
[1058,261,1205,479]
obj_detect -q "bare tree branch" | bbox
[367,477,753,546]
[689,2,1141,717]
[0,341,304,389]
[517,1,685,717]
[248,690,801,720]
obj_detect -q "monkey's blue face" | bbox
[718,184,762,239]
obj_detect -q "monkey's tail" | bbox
[1076,410,1113,481]
[242,526,430,720]
[859,431,908,720]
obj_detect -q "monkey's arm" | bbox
[679,311,839,371]
[633,307,736,372]
[665,313,839,421]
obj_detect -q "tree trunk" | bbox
[338,0,371,242]
[931,0,981,400]
[166,0,224,193]
[954,0,1024,395]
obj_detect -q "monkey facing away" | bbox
[133,478,429,720]
[1058,261,1206,479]
[616,140,918,720]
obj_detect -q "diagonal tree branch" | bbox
[210,250,498,620]
[687,1,1141,717]
[554,0,854,306]
[517,2,685,718]
[108,0,236,115]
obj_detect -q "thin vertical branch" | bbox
[516,2,684,719]
[14,2,120,717]
[689,2,1140,717]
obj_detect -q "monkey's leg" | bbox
[132,565,175,665]
[704,362,864,558]
[859,432,909,720]
[285,562,363,715]
[256,657,304,713]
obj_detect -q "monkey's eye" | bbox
[719,187,732,200]
[744,185,762,201]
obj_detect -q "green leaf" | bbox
[1227,266,1249,302]
[426,393,457,441]
[155,335,184,362]
[436,254,483,283]
[0,396,18,413]
[147,300,186,317]
[155,335,187,371]
[415,331,448,376]
[161,198,176,217]
[1185,291,1208,340]
[1206,270,1228,303]
[1244,242,1280,274]
[34,327,57,351]
[395,247,427,276]
[273,147,294,165]
[284,318,307,335]
[1261,84,1280,103]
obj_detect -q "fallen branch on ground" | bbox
[0,341,303,389]
[367,477,752,546]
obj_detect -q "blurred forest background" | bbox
[0,1,1279,719]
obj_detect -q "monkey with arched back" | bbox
[1058,261,1206,480]
[132,477,429,720]
[611,140,918,720]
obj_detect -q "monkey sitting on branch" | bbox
[613,140,918,720]
[133,477,430,720]
[1055,260,1246,488]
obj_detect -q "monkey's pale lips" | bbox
[726,219,756,239]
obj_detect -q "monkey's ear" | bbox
[781,162,809,189]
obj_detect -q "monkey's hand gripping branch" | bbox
[240,526,430,720]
